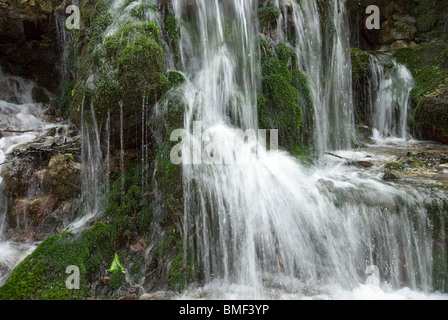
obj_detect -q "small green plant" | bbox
[109,253,125,274]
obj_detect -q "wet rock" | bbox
[440,155,448,164]
[33,200,74,241]
[0,0,63,91]
[1,160,37,196]
[31,85,50,104]
[119,295,137,300]
[356,125,373,142]
[317,179,335,193]
[347,160,374,168]
[384,161,405,170]
[383,172,399,181]
[130,238,146,252]
[6,195,59,240]
[414,80,448,145]
[1,139,81,196]
[43,153,81,198]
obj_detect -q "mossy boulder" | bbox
[69,0,169,151]
[258,41,312,155]
[351,47,371,124]
[258,2,281,32]
[414,79,448,143]
[410,0,448,42]
[394,40,448,142]
[43,153,82,199]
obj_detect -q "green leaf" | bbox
[109,253,125,274]
[64,153,74,161]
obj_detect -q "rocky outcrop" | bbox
[414,80,448,144]
[43,153,81,198]
[6,195,60,241]
[347,0,417,51]
[0,0,67,92]
[394,40,448,144]
[1,136,82,240]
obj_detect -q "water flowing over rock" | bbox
[0,0,448,301]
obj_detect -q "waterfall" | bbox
[68,97,106,232]
[287,0,355,154]
[368,55,414,140]
[168,0,448,299]
[0,69,56,284]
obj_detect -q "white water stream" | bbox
[0,0,447,301]
[167,0,448,300]
[0,69,64,284]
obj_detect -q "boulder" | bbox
[43,153,81,198]
[1,160,36,196]
[6,195,59,240]
[0,0,63,91]
[414,80,448,144]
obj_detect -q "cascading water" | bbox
[286,0,355,154]
[167,0,448,299]
[0,69,59,284]
[1,0,446,301]
[368,55,414,141]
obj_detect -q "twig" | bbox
[325,152,349,160]
[1,129,41,133]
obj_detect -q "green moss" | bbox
[129,1,157,20]
[350,48,371,85]
[108,267,126,292]
[259,36,271,66]
[260,74,303,152]
[70,10,168,127]
[274,43,297,67]
[394,41,448,101]
[291,69,313,109]
[405,157,425,168]
[0,160,156,300]
[168,250,200,293]
[262,57,291,82]
[414,95,448,136]
[384,161,405,170]
[165,14,181,65]
[0,233,89,300]
[258,2,281,31]
[257,39,313,154]
[167,71,186,89]
[156,136,184,220]
[152,227,181,260]
[394,41,448,132]
[411,0,448,41]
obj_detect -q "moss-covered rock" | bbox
[258,40,312,155]
[410,0,448,42]
[350,48,372,126]
[258,2,281,32]
[0,161,158,300]
[69,0,169,152]
[394,40,448,142]
[155,135,184,223]
[414,79,448,142]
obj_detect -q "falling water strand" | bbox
[287,0,355,154]
[368,54,414,139]
[120,101,125,195]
